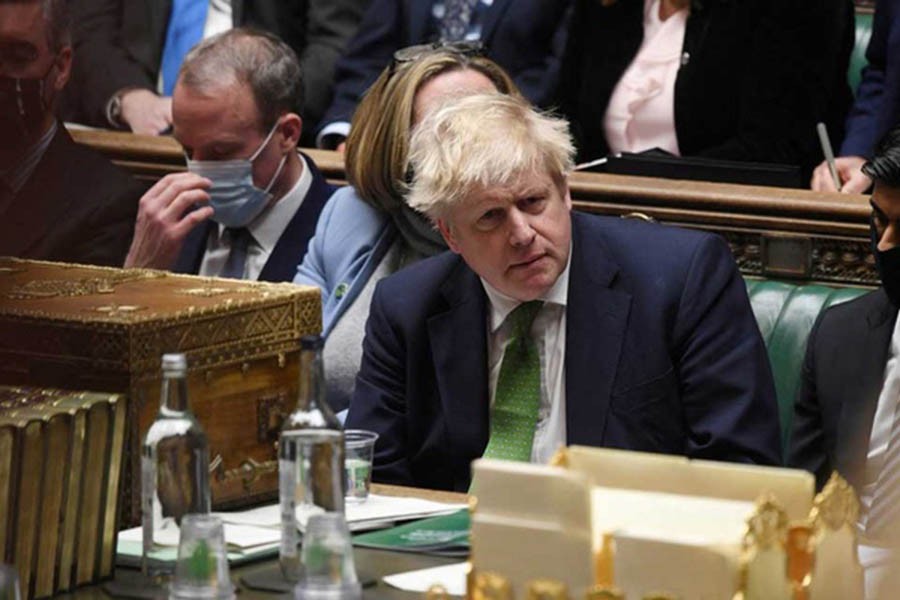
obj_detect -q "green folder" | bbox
[352,509,470,557]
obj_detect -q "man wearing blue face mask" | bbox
[124,28,335,281]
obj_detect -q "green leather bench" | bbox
[745,279,868,461]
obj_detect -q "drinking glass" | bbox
[169,514,234,600]
[344,430,378,503]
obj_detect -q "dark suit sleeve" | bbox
[298,0,370,128]
[694,0,852,171]
[67,177,142,267]
[787,314,833,488]
[673,235,782,465]
[840,0,890,157]
[505,1,574,107]
[318,0,404,131]
[68,0,158,127]
[345,281,414,486]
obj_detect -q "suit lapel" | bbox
[480,0,513,45]
[836,292,897,490]
[565,213,631,446]
[427,259,490,473]
[258,155,334,282]
[2,127,74,257]
[408,0,433,43]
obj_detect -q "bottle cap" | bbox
[161,353,187,373]
[301,335,324,350]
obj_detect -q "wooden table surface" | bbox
[61,484,468,600]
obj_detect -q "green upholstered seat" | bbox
[745,279,868,460]
[850,11,874,93]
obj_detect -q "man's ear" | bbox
[278,113,302,151]
[52,46,72,92]
[437,218,461,254]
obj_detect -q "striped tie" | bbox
[481,301,543,462]
[219,228,253,280]
[440,0,479,42]
[867,401,900,542]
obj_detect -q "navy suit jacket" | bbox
[172,154,334,282]
[319,0,574,132]
[346,212,782,491]
[789,290,897,492]
[841,0,900,158]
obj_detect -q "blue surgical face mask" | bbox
[186,121,287,228]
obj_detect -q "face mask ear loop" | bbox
[262,152,288,195]
[249,119,281,162]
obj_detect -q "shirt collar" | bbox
[482,241,572,334]
[1,120,58,194]
[215,152,312,252]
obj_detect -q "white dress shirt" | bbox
[481,248,571,465]
[198,154,312,280]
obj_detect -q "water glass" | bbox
[294,513,361,599]
[0,565,20,600]
[344,430,378,503]
[169,514,234,600]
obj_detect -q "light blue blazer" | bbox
[294,186,398,338]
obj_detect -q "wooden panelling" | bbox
[70,128,876,286]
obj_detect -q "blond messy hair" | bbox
[345,52,518,214]
[406,93,575,220]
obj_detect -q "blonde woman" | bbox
[294,45,518,411]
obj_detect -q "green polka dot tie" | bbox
[482,301,543,462]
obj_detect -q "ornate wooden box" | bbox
[0,386,126,598]
[0,257,321,524]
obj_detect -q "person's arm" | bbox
[294,191,338,294]
[67,176,144,268]
[316,0,404,144]
[345,283,415,486]
[787,315,832,489]
[298,0,369,130]
[124,173,214,269]
[67,0,159,128]
[673,234,782,465]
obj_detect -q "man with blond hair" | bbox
[345,93,781,491]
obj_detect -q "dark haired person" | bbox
[790,125,900,594]
[124,28,333,281]
[63,0,368,139]
[315,0,573,150]
[0,0,141,266]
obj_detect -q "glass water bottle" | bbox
[141,353,211,577]
[279,335,345,581]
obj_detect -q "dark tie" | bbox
[440,0,479,42]
[481,301,544,462]
[160,0,208,96]
[219,228,253,280]
[866,400,900,541]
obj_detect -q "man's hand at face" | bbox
[124,172,214,269]
[810,155,871,194]
[120,89,173,135]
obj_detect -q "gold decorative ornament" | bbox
[584,586,624,600]
[472,571,514,600]
[810,472,859,532]
[594,533,615,588]
[738,494,792,600]
[526,579,569,599]
[548,446,570,468]
[426,584,452,600]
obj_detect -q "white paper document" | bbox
[382,561,468,596]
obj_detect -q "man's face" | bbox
[0,1,71,144]
[871,184,900,252]
[172,79,287,192]
[438,169,572,301]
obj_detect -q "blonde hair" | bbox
[344,51,519,213]
[406,93,575,220]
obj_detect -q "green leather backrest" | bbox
[850,11,874,93]
[745,279,867,460]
